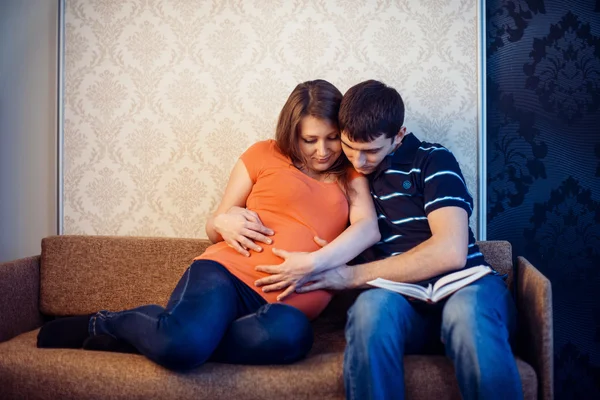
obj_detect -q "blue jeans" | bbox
[344,275,522,400]
[89,260,313,370]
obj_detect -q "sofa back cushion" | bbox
[40,236,210,316]
[39,236,513,317]
[476,240,514,288]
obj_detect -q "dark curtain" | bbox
[486,0,600,398]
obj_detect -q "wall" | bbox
[63,0,482,238]
[0,0,58,262]
[486,0,600,397]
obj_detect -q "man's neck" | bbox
[393,140,403,153]
[388,137,403,156]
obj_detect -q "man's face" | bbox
[341,129,404,175]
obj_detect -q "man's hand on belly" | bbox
[296,265,353,292]
[254,248,317,301]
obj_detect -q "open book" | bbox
[367,265,492,303]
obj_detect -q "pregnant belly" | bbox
[240,210,327,256]
[201,215,321,280]
[197,213,334,319]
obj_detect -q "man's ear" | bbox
[393,126,407,145]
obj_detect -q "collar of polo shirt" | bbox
[372,133,422,178]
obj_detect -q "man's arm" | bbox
[254,175,380,299]
[300,144,474,292]
[298,205,469,292]
[348,206,469,287]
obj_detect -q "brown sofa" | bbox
[0,235,553,399]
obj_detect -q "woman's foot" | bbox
[36,314,94,349]
[83,335,139,354]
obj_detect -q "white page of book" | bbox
[432,265,491,293]
[430,268,492,303]
[367,279,433,300]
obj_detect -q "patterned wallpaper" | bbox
[486,0,600,397]
[63,0,480,238]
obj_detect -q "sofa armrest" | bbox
[516,256,553,400]
[0,256,44,343]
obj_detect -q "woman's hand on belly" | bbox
[214,207,274,256]
[254,248,317,301]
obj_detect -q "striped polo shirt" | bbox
[356,133,490,281]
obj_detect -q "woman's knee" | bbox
[257,303,314,362]
[151,334,211,370]
[147,316,211,370]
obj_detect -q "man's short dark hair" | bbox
[339,80,405,142]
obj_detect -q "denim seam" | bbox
[119,310,158,322]
[345,309,358,400]
[92,311,108,336]
[348,345,357,400]
[170,267,191,313]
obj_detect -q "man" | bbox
[295,80,523,400]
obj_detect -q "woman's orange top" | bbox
[196,140,357,320]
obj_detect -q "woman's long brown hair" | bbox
[275,80,352,196]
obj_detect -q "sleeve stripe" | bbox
[374,192,412,200]
[424,171,466,187]
[391,216,428,225]
[419,146,450,153]
[467,252,483,259]
[385,168,421,175]
[383,234,403,243]
[424,196,473,212]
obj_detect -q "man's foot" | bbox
[83,335,139,354]
[36,314,94,349]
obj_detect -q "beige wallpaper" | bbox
[63,0,480,238]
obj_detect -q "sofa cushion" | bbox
[39,236,514,317]
[477,240,514,288]
[40,236,210,316]
[0,330,344,400]
[0,329,537,400]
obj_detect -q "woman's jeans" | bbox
[344,274,523,400]
[89,260,313,370]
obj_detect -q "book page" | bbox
[367,278,433,302]
[432,265,491,292]
[430,268,492,303]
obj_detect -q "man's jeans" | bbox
[344,274,523,400]
[89,260,313,370]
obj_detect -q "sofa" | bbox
[0,235,553,399]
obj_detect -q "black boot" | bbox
[83,335,139,354]
[36,314,94,349]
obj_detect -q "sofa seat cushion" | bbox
[0,330,344,400]
[0,330,537,400]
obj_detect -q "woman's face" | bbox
[298,116,342,173]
